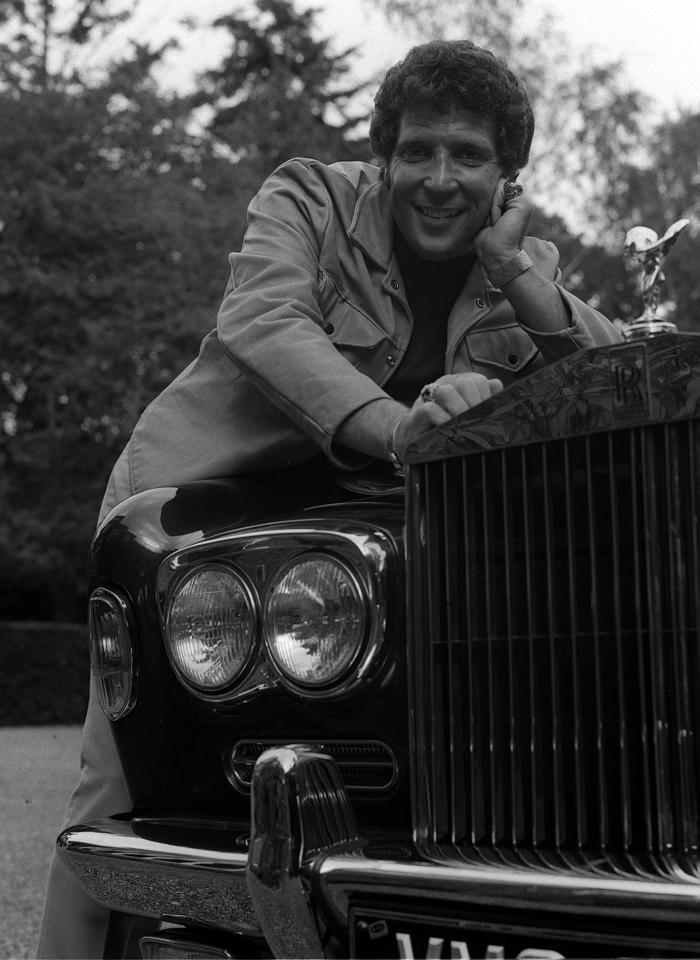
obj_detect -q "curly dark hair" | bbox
[369,40,535,178]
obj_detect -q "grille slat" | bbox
[411,421,700,861]
[629,430,654,851]
[501,450,520,846]
[542,445,564,848]
[564,440,586,850]
[608,432,631,850]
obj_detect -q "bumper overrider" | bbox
[58,746,700,959]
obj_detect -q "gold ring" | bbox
[420,383,438,403]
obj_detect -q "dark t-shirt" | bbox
[387,229,476,405]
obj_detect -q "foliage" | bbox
[609,112,700,328]
[197,0,372,171]
[0,620,88,724]
[0,0,697,621]
[0,42,248,619]
[0,0,134,90]
[0,0,371,621]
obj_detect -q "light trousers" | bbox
[36,678,148,959]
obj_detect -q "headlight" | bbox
[165,563,257,691]
[264,553,367,688]
[88,587,136,721]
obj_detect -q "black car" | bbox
[58,333,700,959]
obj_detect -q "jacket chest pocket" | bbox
[466,323,539,374]
[317,269,388,365]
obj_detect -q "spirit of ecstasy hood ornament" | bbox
[623,218,689,339]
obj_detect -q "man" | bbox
[39,39,622,958]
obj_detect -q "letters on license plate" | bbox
[351,905,700,959]
[351,910,567,960]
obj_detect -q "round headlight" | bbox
[165,564,257,691]
[264,553,367,688]
[88,587,136,721]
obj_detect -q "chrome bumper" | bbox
[56,817,259,936]
[58,747,700,959]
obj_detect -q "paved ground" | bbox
[0,725,82,960]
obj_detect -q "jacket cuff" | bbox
[323,395,389,471]
[518,285,621,360]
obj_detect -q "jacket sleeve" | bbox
[216,159,390,468]
[517,238,624,361]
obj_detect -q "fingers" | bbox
[393,402,450,462]
[394,375,504,462]
[490,177,507,224]
[420,374,503,417]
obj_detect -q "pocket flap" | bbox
[467,324,538,373]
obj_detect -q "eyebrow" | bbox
[396,134,495,156]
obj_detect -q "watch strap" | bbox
[487,249,533,288]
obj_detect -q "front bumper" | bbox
[58,748,700,958]
[56,816,258,935]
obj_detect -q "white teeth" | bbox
[418,207,461,220]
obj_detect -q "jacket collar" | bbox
[347,177,396,269]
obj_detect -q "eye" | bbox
[399,144,430,162]
[455,149,489,165]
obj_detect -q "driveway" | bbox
[0,725,82,959]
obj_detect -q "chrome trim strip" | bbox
[226,738,399,794]
[57,819,260,936]
[315,845,700,928]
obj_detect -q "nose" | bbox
[424,153,457,192]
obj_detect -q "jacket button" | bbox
[386,354,396,366]
[508,353,518,365]
[391,279,400,290]
[321,321,334,334]
[476,297,486,308]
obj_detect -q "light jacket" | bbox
[100,158,622,518]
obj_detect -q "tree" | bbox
[0,0,134,90]
[0,38,247,619]
[197,0,372,172]
[608,112,700,329]
[0,0,379,622]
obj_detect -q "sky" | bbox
[89,0,699,116]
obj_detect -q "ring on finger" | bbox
[503,180,524,201]
[420,382,439,403]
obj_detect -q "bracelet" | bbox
[388,415,408,476]
[487,249,533,288]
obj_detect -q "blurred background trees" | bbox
[1,0,697,620]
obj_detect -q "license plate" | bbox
[350,906,700,959]
[351,910,567,960]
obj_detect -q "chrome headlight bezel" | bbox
[157,518,399,703]
[88,586,137,721]
[163,562,259,694]
[262,550,369,691]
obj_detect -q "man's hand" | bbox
[472,177,533,275]
[394,373,503,462]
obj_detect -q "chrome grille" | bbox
[408,420,700,856]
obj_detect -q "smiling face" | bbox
[387,106,505,261]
